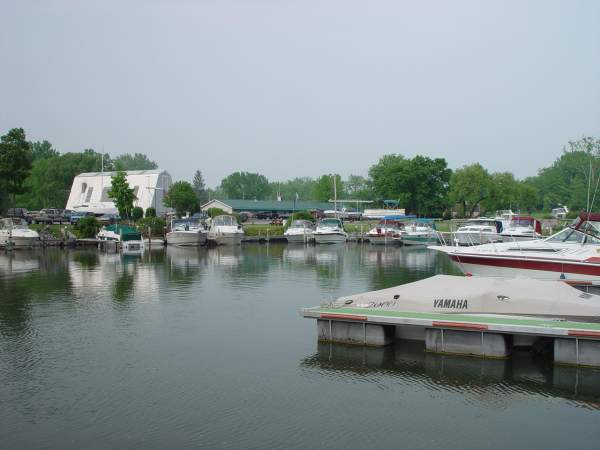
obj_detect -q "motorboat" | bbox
[313,218,347,244]
[0,218,39,248]
[207,215,244,245]
[284,220,314,243]
[430,212,600,282]
[313,274,600,322]
[398,219,439,246]
[500,216,542,242]
[495,209,517,229]
[97,224,145,254]
[166,218,207,246]
[366,219,404,245]
[453,218,503,246]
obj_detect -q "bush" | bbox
[137,217,166,237]
[284,211,315,228]
[206,207,225,218]
[145,207,156,218]
[74,215,100,238]
[132,206,144,221]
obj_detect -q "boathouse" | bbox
[65,170,173,215]
[200,199,333,216]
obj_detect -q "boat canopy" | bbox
[320,218,343,227]
[0,218,28,229]
[290,220,313,228]
[104,224,142,241]
[212,215,238,226]
[381,214,416,220]
[510,216,542,234]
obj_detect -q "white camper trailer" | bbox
[65,170,172,216]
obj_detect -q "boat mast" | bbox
[333,176,337,219]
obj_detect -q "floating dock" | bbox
[301,276,600,368]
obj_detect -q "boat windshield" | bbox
[1,218,27,229]
[213,215,237,226]
[290,220,312,228]
[510,219,533,227]
[546,225,600,244]
[173,218,200,229]
[320,219,342,227]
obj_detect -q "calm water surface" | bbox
[1,244,600,449]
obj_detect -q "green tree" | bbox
[269,177,317,201]
[0,128,33,208]
[113,153,157,171]
[345,175,374,200]
[30,140,59,160]
[74,215,100,238]
[193,170,208,204]
[448,163,493,217]
[313,174,344,202]
[108,171,136,218]
[163,181,198,217]
[145,207,156,218]
[220,171,270,199]
[132,206,144,221]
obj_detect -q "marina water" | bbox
[1,244,600,449]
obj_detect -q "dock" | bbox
[302,306,600,367]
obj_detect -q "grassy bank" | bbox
[242,224,284,236]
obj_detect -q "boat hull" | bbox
[314,233,347,244]
[401,235,438,246]
[448,253,600,282]
[209,232,244,246]
[368,235,400,245]
[0,235,39,248]
[166,231,207,246]
[285,233,311,243]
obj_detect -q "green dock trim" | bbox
[310,307,600,332]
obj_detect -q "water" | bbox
[1,244,599,449]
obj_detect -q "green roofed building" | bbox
[201,199,333,215]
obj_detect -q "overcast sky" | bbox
[1,0,599,187]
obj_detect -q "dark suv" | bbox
[6,208,33,224]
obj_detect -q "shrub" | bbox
[206,207,225,218]
[132,206,144,221]
[137,217,166,237]
[145,207,156,218]
[74,215,100,238]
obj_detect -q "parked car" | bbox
[96,213,120,225]
[31,208,66,224]
[6,208,33,224]
[70,211,95,225]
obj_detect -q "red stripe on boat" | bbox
[568,330,600,338]
[584,257,600,263]
[432,321,488,330]
[320,313,368,321]
[449,254,600,276]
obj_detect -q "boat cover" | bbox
[328,275,600,319]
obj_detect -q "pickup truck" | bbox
[31,209,66,224]
[5,208,33,224]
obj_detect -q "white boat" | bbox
[284,220,314,243]
[0,218,39,248]
[430,212,600,282]
[453,218,503,246]
[398,220,439,246]
[207,215,244,245]
[366,219,403,245]
[97,224,145,254]
[495,209,517,229]
[313,218,347,244]
[166,218,207,246]
[500,216,543,242]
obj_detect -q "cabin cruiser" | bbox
[366,219,403,245]
[313,218,347,244]
[207,215,244,245]
[284,220,314,243]
[495,209,517,229]
[430,212,600,282]
[453,218,503,246]
[398,219,439,246]
[316,274,600,322]
[166,218,207,246]
[0,218,39,248]
[500,216,542,242]
[97,224,145,254]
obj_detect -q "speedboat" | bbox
[398,219,439,246]
[284,220,314,243]
[0,218,39,248]
[97,224,145,254]
[500,216,542,242]
[207,215,244,245]
[313,218,347,244]
[166,218,207,246]
[453,218,503,246]
[366,219,404,245]
[430,212,600,282]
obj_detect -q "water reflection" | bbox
[302,342,600,410]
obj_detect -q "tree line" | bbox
[2,127,599,217]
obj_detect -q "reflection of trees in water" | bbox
[0,250,72,337]
[314,245,346,290]
[301,342,600,409]
[112,269,136,303]
[72,250,100,269]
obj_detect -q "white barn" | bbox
[65,170,173,216]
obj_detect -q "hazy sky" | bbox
[2,0,599,187]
